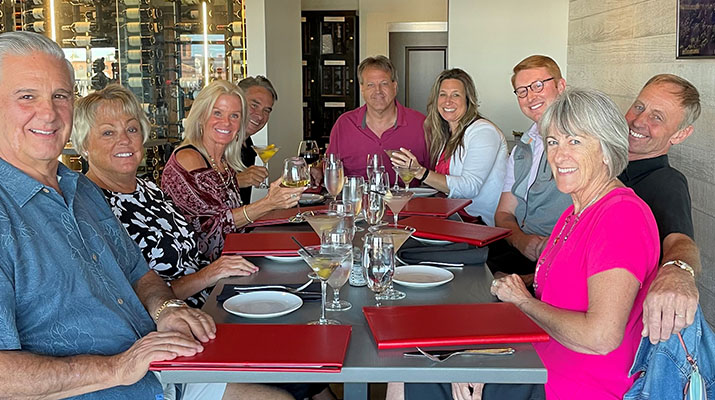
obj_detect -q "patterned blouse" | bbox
[161,145,243,261]
[103,178,211,307]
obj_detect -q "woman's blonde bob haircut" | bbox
[71,84,151,157]
[181,79,248,171]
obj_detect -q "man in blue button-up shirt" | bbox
[0,31,217,399]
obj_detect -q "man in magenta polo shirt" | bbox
[326,55,430,184]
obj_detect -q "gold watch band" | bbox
[661,260,695,277]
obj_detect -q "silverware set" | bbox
[233,280,314,294]
[404,346,515,362]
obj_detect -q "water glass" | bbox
[328,201,355,241]
[322,229,353,312]
[342,176,365,230]
[362,232,395,307]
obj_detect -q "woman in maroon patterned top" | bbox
[162,80,305,260]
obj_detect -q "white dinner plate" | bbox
[412,236,452,246]
[299,193,324,205]
[223,291,303,318]
[393,265,454,288]
[408,187,438,197]
[265,255,303,263]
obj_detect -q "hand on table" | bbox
[642,265,699,344]
[202,255,259,287]
[236,165,269,188]
[490,274,533,309]
[112,331,204,386]
[451,382,484,400]
[156,306,216,343]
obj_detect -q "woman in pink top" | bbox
[486,88,660,400]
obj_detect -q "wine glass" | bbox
[384,188,414,224]
[281,157,310,213]
[362,232,395,307]
[297,245,352,324]
[252,144,279,188]
[298,140,320,187]
[324,159,344,201]
[328,200,355,241]
[322,228,353,312]
[342,176,365,231]
[368,224,416,301]
[365,170,389,226]
[366,153,382,178]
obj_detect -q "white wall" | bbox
[448,0,569,141]
[245,0,303,181]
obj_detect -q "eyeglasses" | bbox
[513,77,555,98]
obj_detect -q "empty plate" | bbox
[393,265,454,288]
[223,291,303,318]
[265,255,303,263]
[408,187,438,197]
[299,193,324,205]
[413,236,452,246]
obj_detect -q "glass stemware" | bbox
[366,153,382,178]
[368,224,416,300]
[384,188,414,224]
[322,229,353,312]
[342,176,365,231]
[324,159,344,201]
[303,209,342,239]
[281,157,310,214]
[298,140,320,187]
[362,232,395,307]
[297,245,352,324]
[328,201,355,241]
[365,170,389,226]
[252,144,279,188]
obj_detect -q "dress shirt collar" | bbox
[0,159,77,207]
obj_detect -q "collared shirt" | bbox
[326,100,430,184]
[619,154,694,244]
[0,160,162,399]
[502,123,543,194]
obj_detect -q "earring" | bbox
[603,158,609,164]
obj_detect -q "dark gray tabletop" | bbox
[158,225,547,399]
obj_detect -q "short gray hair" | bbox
[182,80,247,171]
[643,74,701,129]
[539,87,629,179]
[71,84,150,157]
[238,75,278,102]
[358,55,397,84]
[0,31,75,85]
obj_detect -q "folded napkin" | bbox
[217,282,322,302]
[397,239,489,265]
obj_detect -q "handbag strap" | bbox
[677,332,700,370]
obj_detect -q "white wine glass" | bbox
[298,140,320,188]
[362,232,395,307]
[324,159,344,201]
[281,157,310,213]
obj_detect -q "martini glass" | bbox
[368,224,415,300]
[298,245,352,325]
[384,149,401,187]
[302,210,343,280]
[384,188,414,224]
[252,144,279,188]
[396,167,417,187]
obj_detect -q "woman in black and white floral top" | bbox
[71,84,259,308]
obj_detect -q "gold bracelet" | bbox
[242,205,254,224]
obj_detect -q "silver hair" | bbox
[539,87,629,179]
[71,84,151,158]
[181,79,247,171]
[0,31,75,85]
[358,55,398,84]
[238,75,278,102]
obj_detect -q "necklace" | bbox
[208,154,233,189]
[208,154,242,207]
[533,180,616,290]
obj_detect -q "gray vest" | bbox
[511,137,572,237]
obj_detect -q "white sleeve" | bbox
[502,147,516,193]
[445,123,505,199]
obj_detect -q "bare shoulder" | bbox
[174,146,209,172]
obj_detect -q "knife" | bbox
[403,347,515,357]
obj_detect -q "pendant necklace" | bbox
[533,180,616,290]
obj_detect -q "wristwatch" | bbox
[661,260,695,277]
[154,299,188,322]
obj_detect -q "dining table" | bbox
[157,218,547,400]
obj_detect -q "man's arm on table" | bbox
[494,191,548,261]
[642,232,701,343]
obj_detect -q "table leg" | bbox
[343,383,368,400]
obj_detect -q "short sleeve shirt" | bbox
[326,100,430,185]
[0,160,161,399]
[619,155,694,244]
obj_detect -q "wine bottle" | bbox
[123,0,149,5]
[61,22,96,34]
[126,62,154,75]
[126,21,162,33]
[127,49,154,61]
[62,36,108,47]
[23,22,46,32]
[180,9,199,20]
[127,77,151,88]
[128,35,156,46]
[213,21,242,33]
[173,22,198,32]
[126,7,162,20]
[26,8,45,19]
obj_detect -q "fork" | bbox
[411,346,515,362]
[234,280,314,293]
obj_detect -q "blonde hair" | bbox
[181,80,247,171]
[643,74,701,129]
[511,55,563,89]
[424,68,483,165]
[72,84,151,157]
